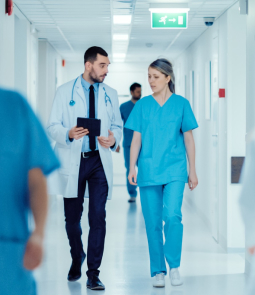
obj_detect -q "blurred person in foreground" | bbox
[239,131,255,295]
[0,89,60,295]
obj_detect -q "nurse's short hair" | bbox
[149,59,175,93]
[84,46,108,64]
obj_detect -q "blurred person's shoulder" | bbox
[0,88,29,112]
[120,100,132,110]
[0,88,25,103]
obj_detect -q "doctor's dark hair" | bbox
[84,46,108,64]
[130,83,141,92]
[149,58,175,93]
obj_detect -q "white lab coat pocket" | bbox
[55,146,71,175]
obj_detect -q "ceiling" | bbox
[14,0,238,63]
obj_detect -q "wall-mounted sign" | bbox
[149,8,190,29]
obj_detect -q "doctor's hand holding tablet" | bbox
[68,126,89,140]
[69,116,116,149]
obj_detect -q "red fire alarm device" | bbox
[5,0,13,16]
[219,88,225,98]
[62,59,66,67]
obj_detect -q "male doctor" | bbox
[47,46,122,291]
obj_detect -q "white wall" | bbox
[0,5,39,111]
[226,4,247,251]
[63,61,84,83]
[174,3,246,251]
[14,13,38,110]
[246,0,255,135]
[244,0,255,271]
[14,15,27,96]
[37,40,63,126]
[0,1,14,88]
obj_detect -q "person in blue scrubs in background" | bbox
[0,89,60,295]
[125,59,198,288]
[120,83,142,203]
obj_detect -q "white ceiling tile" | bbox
[14,0,237,62]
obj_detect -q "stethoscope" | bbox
[69,77,79,106]
[69,76,115,121]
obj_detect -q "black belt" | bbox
[81,150,99,158]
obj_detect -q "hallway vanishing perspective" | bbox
[34,186,246,295]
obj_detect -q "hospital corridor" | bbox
[1,0,255,294]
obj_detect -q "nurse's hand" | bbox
[69,126,89,140]
[23,231,44,270]
[128,168,137,185]
[188,170,198,191]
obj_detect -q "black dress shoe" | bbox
[87,276,105,290]
[67,255,85,281]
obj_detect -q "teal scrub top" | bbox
[0,89,60,295]
[125,94,198,187]
[120,100,135,147]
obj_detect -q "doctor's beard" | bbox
[89,68,107,83]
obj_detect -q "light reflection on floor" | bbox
[34,186,246,295]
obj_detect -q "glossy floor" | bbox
[35,186,246,295]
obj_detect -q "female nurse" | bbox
[125,59,198,288]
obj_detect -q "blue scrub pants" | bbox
[140,181,185,277]
[123,147,137,198]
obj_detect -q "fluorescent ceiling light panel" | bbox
[149,8,190,13]
[113,53,126,58]
[113,34,129,41]
[113,15,132,24]
[113,59,125,63]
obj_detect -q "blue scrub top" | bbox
[0,89,60,294]
[125,94,198,187]
[120,100,136,147]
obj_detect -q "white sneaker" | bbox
[170,268,183,286]
[153,273,165,288]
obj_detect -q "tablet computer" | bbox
[77,117,101,137]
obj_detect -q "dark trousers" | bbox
[64,154,108,278]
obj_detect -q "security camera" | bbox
[204,17,215,26]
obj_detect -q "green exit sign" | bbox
[150,9,189,29]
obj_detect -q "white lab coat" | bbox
[239,130,255,295]
[47,75,122,199]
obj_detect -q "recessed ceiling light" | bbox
[113,59,125,63]
[113,15,132,24]
[113,53,126,58]
[113,34,129,40]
